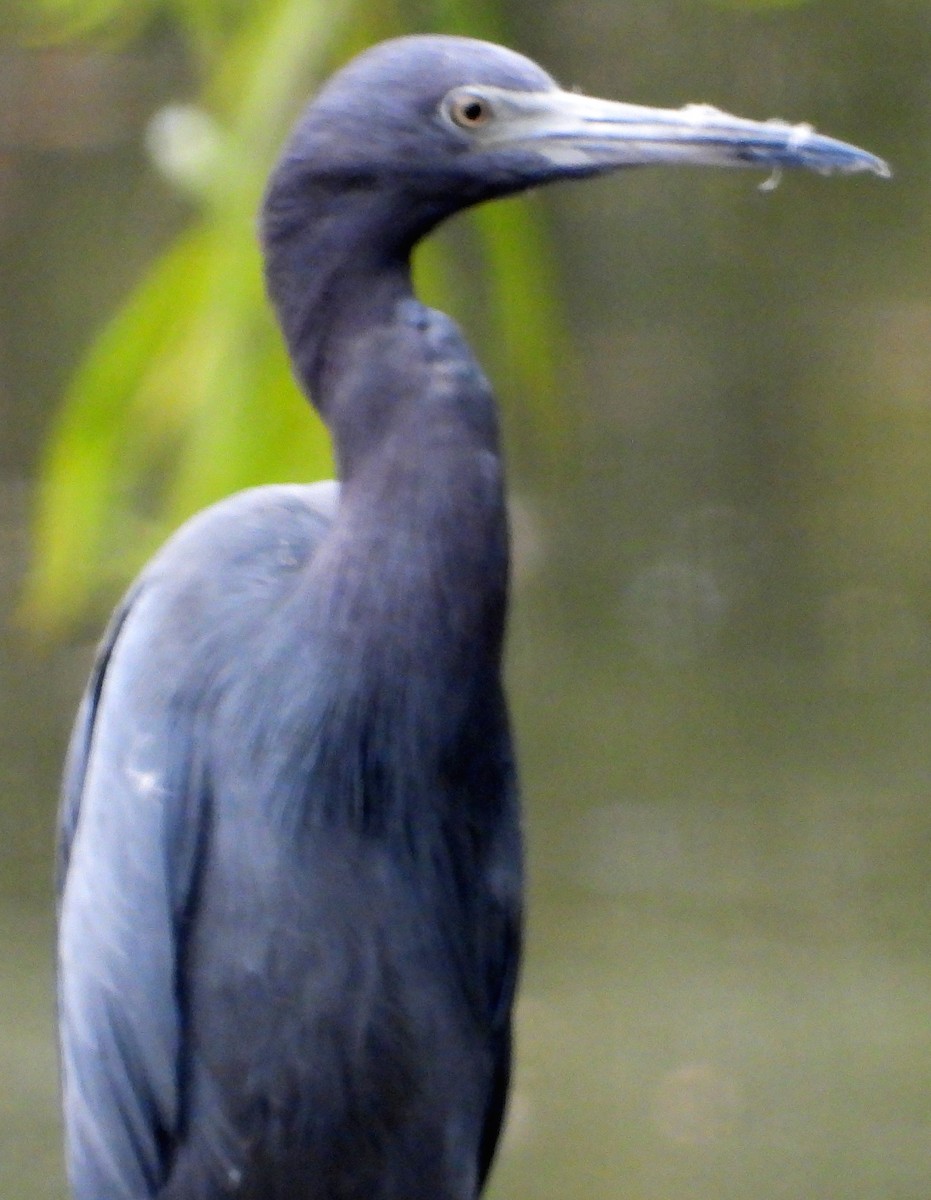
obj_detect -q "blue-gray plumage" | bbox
[56,33,887,1200]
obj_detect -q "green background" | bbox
[1,1,927,1197]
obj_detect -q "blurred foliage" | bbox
[19,0,567,635]
[702,0,811,9]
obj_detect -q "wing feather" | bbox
[57,483,338,1199]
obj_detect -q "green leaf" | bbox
[472,197,570,450]
[25,0,567,636]
[25,231,206,632]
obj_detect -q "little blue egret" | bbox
[56,34,887,1200]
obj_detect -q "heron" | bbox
[55,33,887,1200]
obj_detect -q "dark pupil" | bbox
[463,101,483,122]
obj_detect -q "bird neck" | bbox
[262,179,441,410]
[263,183,510,824]
[262,176,505,537]
[318,288,510,673]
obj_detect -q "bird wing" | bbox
[57,582,141,895]
[478,754,522,1188]
[56,482,339,1199]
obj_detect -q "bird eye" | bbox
[446,92,493,130]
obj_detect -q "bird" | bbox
[55,33,887,1200]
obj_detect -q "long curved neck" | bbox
[262,176,440,414]
[263,176,510,805]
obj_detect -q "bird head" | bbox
[264,33,888,252]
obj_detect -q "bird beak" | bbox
[465,86,890,179]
